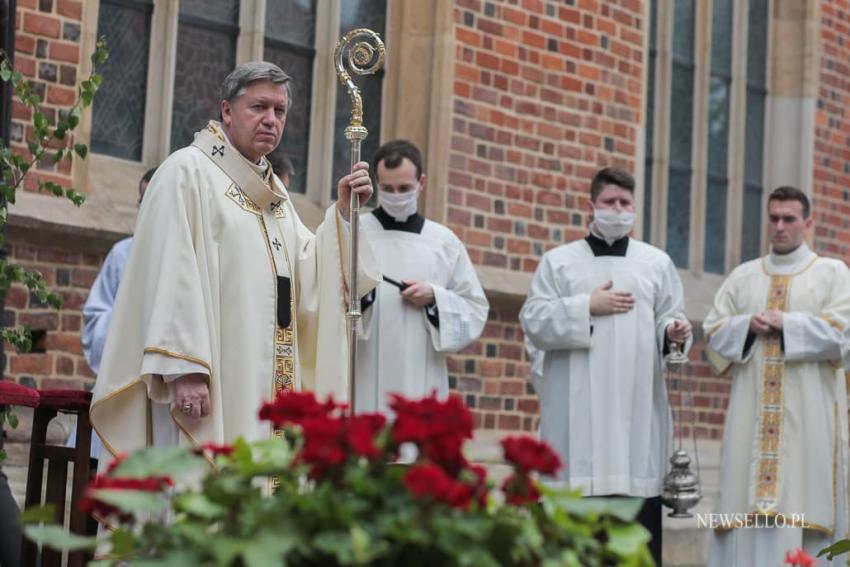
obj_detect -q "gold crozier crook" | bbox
[334,28,385,413]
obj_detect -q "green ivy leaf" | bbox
[74,143,87,159]
[605,522,650,558]
[24,525,99,552]
[6,410,18,428]
[19,504,56,524]
[819,539,850,559]
[87,489,167,516]
[111,446,206,479]
[174,493,227,519]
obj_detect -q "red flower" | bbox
[78,455,173,522]
[404,464,475,509]
[258,390,345,427]
[784,548,816,567]
[346,414,387,459]
[298,416,348,478]
[501,436,562,476]
[501,474,540,506]
[390,393,474,475]
[195,443,234,457]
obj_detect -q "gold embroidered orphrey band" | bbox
[754,274,790,512]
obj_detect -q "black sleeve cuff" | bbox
[425,302,440,328]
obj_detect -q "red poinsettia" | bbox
[784,547,816,567]
[259,391,388,478]
[404,463,480,509]
[389,392,474,475]
[78,454,173,522]
[501,436,562,476]
[258,390,346,427]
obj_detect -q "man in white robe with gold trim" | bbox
[89,62,380,468]
[705,186,850,565]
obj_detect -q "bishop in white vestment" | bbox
[89,63,380,468]
[705,187,850,566]
[356,140,488,414]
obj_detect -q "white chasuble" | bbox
[520,236,688,497]
[355,210,489,414]
[704,244,850,565]
[89,122,381,465]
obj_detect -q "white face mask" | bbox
[378,190,419,221]
[592,208,635,243]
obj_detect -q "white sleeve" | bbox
[425,244,489,353]
[520,253,591,351]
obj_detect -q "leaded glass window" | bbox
[264,0,317,194]
[91,0,153,161]
[741,0,769,261]
[169,0,240,152]
[704,0,732,273]
[666,0,695,268]
[331,0,387,198]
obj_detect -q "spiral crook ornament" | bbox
[334,28,385,130]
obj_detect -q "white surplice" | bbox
[355,210,489,414]
[704,244,850,566]
[520,236,688,497]
[89,122,381,467]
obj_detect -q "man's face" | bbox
[220,80,288,163]
[767,199,811,254]
[376,157,424,194]
[591,184,635,212]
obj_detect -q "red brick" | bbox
[16,33,35,54]
[18,312,59,330]
[45,332,83,355]
[71,268,98,288]
[56,355,74,376]
[57,0,83,20]
[47,84,75,105]
[10,353,53,375]
[48,42,79,64]
[23,13,61,38]
[497,414,521,431]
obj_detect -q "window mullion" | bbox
[236,0,265,62]
[145,0,180,164]
[689,0,713,275]
[652,0,675,249]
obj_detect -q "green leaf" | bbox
[0,448,6,462]
[73,143,87,159]
[605,522,650,557]
[174,493,227,519]
[109,528,136,556]
[242,531,297,566]
[0,67,11,82]
[65,188,85,206]
[819,539,850,559]
[6,410,18,428]
[111,446,206,479]
[87,489,167,515]
[24,525,99,552]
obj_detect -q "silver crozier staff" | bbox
[334,29,385,411]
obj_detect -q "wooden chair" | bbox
[21,388,94,567]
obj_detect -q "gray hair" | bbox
[220,61,293,109]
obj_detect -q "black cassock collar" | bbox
[372,207,426,234]
[585,233,629,257]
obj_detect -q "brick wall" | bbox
[448,0,644,273]
[449,304,539,433]
[813,0,850,257]
[445,0,647,434]
[3,240,102,390]
[12,0,84,192]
